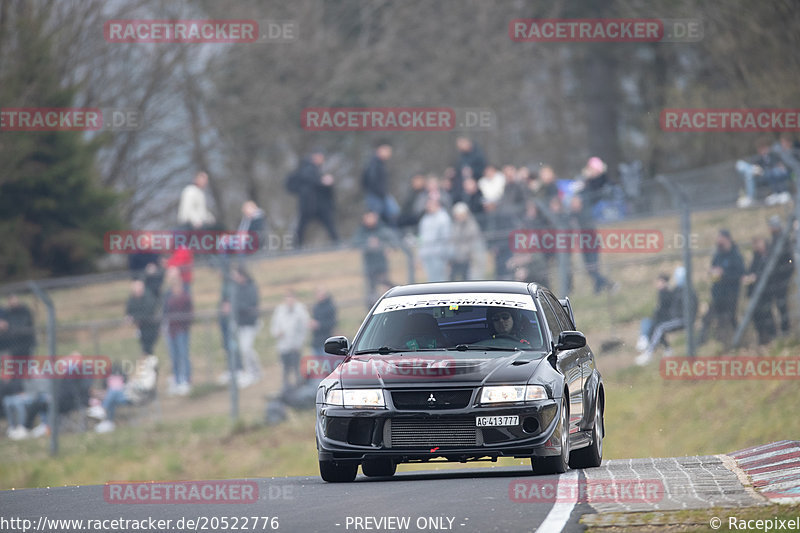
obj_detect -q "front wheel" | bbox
[569,395,603,469]
[319,460,358,482]
[531,397,569,475]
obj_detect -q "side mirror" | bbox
[555,331,586,351]
[324,336,350,356]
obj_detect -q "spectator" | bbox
[508,200,552,286]
[237,200,268,250]
[3,373,49,440]
[89,353,158,433]
[291,150,339,247]
[232,264,261,386]
[568,196,614,293]
[2,293,35,357]
[736,137,792,208]
[636,273,673,352]
[699,229,745,345]
[397,173,428,230]
[483,199,519,280]
[743,237,777,346]
[13,352,92,439]
[577,157,610,210]
[636,266,697,365]
[166,247,193,293]
[544,195,573,290]
[478,165,506,204]
[270,289,310,392]
[449,202,484,281]
[461,175,485,222]
[352,211,401,308]
[502,164,526,216]
[164,270,193,396]
[362,141,399,225]
[455,137,487,202]
[128,249,160,279]
[766,215,794,335]
[773,133,800,178]
[143,259,166,299]
[217,266,243,387]
[125,279,160,356]
[533,165,560,203]
[311,287,338,354]
[418,198,452,282]
[177,171,215,230]
[425,175,453,211]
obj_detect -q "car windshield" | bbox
[353,302,546,354]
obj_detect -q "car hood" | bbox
[334,351,549,389]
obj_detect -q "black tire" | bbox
[319,460,358,482]
[361,458,397,478]
[531,397,569,475]
[569,394,603,469]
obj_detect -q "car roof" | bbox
[384,281,542,297]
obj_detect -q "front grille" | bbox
[389,418,478,448]
[391,389,473,410]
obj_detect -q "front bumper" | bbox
[316,399,562,463]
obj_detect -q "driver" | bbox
[486,307,531,345]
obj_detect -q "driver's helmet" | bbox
[486,307,524,339]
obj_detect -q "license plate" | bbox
[476,415,519,427]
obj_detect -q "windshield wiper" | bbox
[353,346,446,355]
[451,344,523,352]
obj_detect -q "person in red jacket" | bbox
[166,247,193,292]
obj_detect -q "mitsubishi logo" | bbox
[427,393,436,403]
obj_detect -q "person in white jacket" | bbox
[177,172,216,230]
[270,289,310,392]
[418,198,452,282]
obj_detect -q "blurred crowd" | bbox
[636,216,796,366]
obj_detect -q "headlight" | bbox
[524,385,547,401]
[325,388,385,408]
[480,385,548,404]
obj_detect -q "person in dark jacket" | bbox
[0,294,35,409]
[237,200,268,251]
[231,264,261,385]
[569,195,614,293]
[743,236,777,345]
[2,294,35,357]
[125,279,160,356]
[310,287,338,354]
[454,137,487,202]
[362,141,399,225]
[293,150,339,246]
[396,173,428,230]
[766,215,794,335]
[636,267,697,365]
[699,229,746,345]
[352,211,401,308]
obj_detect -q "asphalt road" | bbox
[0,456,761,533]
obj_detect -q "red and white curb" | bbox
[729,440,800,503]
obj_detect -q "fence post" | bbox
[27,281,59,456]
[655,175,696,357]
[223,264,240,421]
